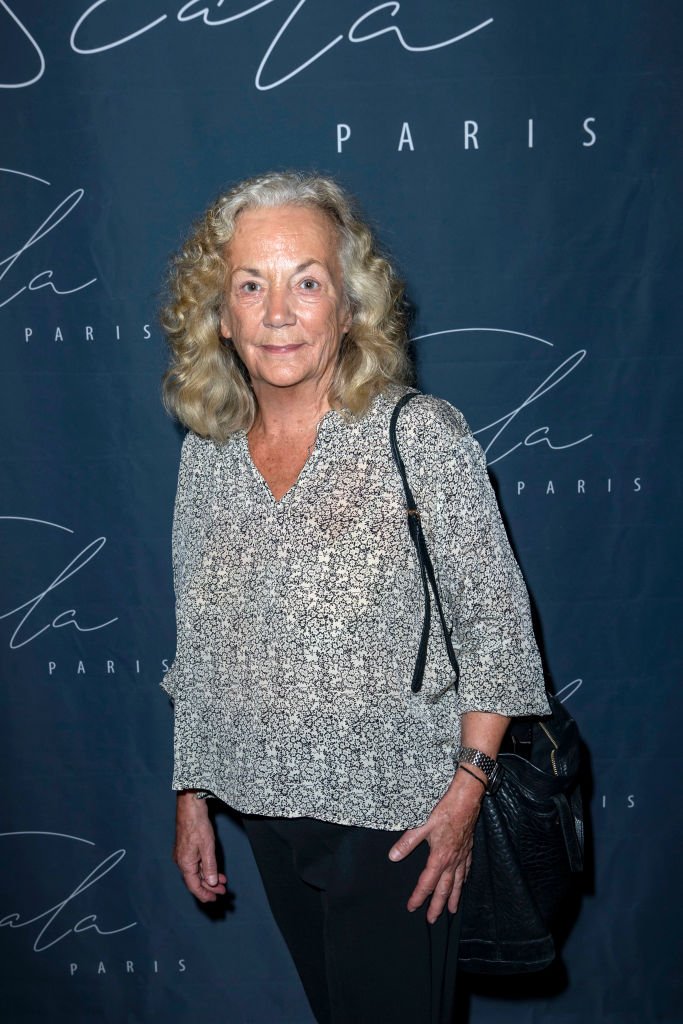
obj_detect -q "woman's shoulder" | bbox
[178,428,208,464]
[177,428,226,480]
[180,425,237,457]
[374,386,474,446]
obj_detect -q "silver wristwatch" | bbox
[455,746,502,790]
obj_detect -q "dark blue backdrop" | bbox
[2,2,681,1021]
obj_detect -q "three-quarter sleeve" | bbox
[160,431,196,702]
[171,430,198,601]
[407,400,551,719]
[160,430,216,795]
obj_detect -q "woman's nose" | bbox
[263,286,296,328]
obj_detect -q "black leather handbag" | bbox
[390,392,584,974]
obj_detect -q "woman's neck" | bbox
[250,382,334,442]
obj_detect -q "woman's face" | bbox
[221,205,352,400]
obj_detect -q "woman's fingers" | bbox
[425,872,455,924]
[446,861,469,915]
[178,852,212,902]
[408,857,465,920]
[402,822,475,919]
[198,876,228,900]
[181,855,227,903]
[387,824,427,863]
[174,796,227,903]
[198,841,220,887]
[193,834,228,900]
[390,796,479,920]
[198,863,228,899]
[422,858,469,921]
[406,857,444,913]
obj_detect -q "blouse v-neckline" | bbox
[239,407,339,506]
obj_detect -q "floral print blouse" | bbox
[161,387,550,830]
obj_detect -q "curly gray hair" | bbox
[160,171,412,442]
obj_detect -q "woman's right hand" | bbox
[173,790,227,903]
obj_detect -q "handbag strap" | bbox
[389,391,460,694]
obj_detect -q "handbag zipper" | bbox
[538,721,560,776]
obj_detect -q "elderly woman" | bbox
[160,171,550,1024]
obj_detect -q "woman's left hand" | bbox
[387,770,485,924]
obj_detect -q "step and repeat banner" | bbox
[1,2,681,1022]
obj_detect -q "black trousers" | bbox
[241,813,462,1024]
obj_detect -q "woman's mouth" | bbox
[261,343,305,354]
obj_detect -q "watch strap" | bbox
[455,746,502,790]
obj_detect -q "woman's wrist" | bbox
[446,763,487,804]
[456,762,488,792]
[454,744,502,791]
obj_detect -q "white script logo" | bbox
[1,0,493,91]
[0,831,137,953]
[0,167,97,311]
[0,516,118,649]
[413,327,594,467]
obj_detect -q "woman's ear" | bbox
[341,301,353,336]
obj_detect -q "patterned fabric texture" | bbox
[161,386,551,829]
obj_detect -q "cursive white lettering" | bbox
[0,517,118,649]
[0,832,137,953]
[177,0,277,27]
[348,2,493,51]
[411,328,594,466]
[0,170,97,310]
[254,0,343,91]
[555,678,582,703]
[476,351,593,466]
[4,1,494,93]
[0,1,45,88]
[70,0,168,55]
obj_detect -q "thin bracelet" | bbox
[457,763,487,792]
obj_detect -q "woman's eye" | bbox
[299,279,320,290]
[240,281,260,293]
